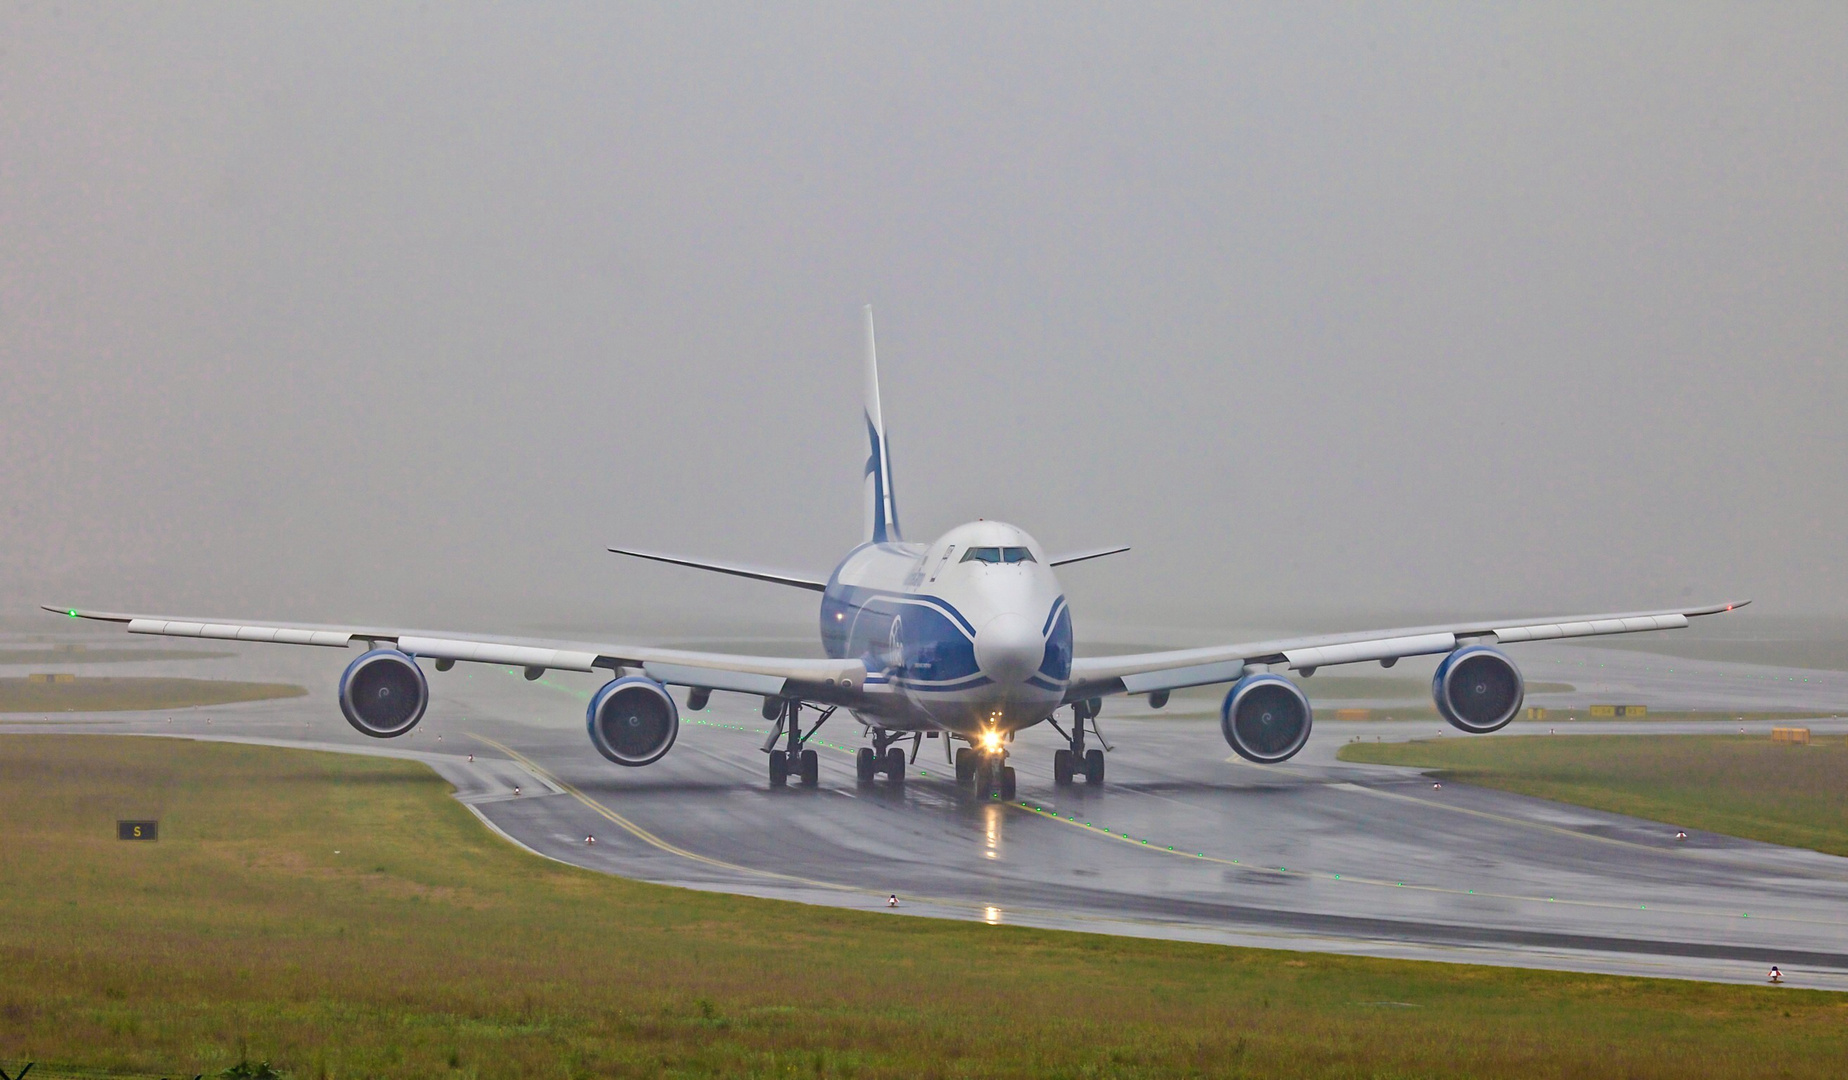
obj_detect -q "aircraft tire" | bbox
[1000,766,1016,800]
[885,746,906,783]
[856,747,877,785]
[799,748,819,787]
[768,749,788,788]
[973,762,996,799]
[1053,748,1074,786]
[954,747,975,785]
[1084,748,1105,785]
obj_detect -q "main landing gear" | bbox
[856,728,912,786]
[764,700,834,788]
[955,742,1016,800]
[1050,700,1106,787]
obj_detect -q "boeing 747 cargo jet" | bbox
[50,309,1745,798]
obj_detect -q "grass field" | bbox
[1339,733,1848,857]
[3,737,1847,1078]
[0,677,304,712]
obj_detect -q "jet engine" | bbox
[1432,645,1524,733]
[1221,674,1313,764]
[586,676,680,766]
[338,648,429,738]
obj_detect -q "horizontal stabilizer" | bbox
[607,548,828,592]
[1047,545,1131,567]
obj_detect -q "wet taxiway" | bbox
[6,631,1848,989]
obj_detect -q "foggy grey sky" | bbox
[3,4,1845,643]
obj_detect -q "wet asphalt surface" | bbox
[7,630,1848,989]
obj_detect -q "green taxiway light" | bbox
[67,609,78,617]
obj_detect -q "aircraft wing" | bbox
[44,606,867,701]
[1065,600,1749,702]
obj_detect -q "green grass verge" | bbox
[1340,733,1848,857]
[0,677,304,712]
[4,735,1846,1079]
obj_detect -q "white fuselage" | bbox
[819,521,1071,736]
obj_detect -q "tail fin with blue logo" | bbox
[862,305,902,545]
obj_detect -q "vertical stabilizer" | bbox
[862,305,902,544]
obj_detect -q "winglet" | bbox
[862,305,902,545]
[42,605,130,622]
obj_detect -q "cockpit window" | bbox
[960,546,1035,564]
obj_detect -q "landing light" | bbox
[981,730,1003,752]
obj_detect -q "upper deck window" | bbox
[961,546,1035,564]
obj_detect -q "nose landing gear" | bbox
[955,742,1015,799]
[972,754,1016,800]
[992,760,1018,800]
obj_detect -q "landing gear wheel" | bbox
[799,748,820,787]
[856,747,877,785]
[768,749,789,788]
[955,747,975,785]
[1053,748,1074,786]
[1000,765,1017,800]
[884,745,907,783]
[1083,748,1105,785]
[973,761,997,799]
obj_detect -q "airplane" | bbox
[48,307,1747,799]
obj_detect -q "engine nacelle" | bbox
[1432,645,1525,733]
[338,648,429,738]
[586,676,680,767]
[1221,674,1313,764]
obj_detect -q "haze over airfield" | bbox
[3,5,1845,644]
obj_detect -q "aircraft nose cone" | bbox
[974,612,1041,686]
